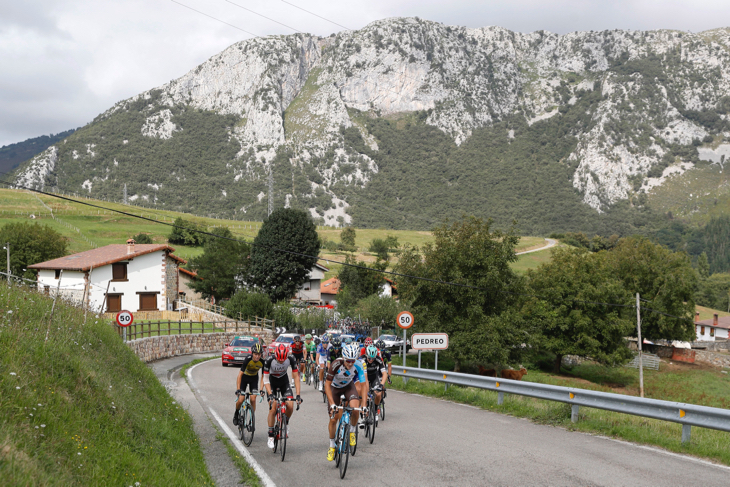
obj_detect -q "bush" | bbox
[132,232,153,244]
[225,290,274,319]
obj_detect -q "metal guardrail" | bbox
[391,366,730,444]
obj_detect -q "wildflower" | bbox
[10,372,16,376]
[16,386,20,390]
[41,424,46,428]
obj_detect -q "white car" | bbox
[378,334,410,352]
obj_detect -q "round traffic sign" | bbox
[397,311,414,329]
[116,310,134,327]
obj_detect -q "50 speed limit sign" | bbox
[396,311,414,330]
[116,310,134,327]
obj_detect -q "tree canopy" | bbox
[0,222,67,279]
[248,208,320,302]
[187,227,250,301]
[337,255,386,311]
[396,216,530,370]
[168,217,207,246]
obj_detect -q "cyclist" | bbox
[325,343,367,461]
[263,343,302,450]
[363,345,387,409]
[233,342,265,426]
[290,335,305,386]
[327,336,343,365]
[302,333,316,382]
[375,339,393,383]
[316,335,330,391]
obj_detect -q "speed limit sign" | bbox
[116,310,134,327]
[397,311,414,330]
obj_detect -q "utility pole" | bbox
[123,184,128,205]
[268,167,274,217]
[636,293,644,398]
[4,243,9,283]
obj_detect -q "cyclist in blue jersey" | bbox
[325,343,367,461]
[316,335,330,391]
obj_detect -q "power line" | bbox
[170,0,257,36]
[225,0,300,33]
[0,180,695,323]
[280,0,352,31]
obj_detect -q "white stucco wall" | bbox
[37,250,167,313]
[695,325,730,341]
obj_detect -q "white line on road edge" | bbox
[187,362,276,487]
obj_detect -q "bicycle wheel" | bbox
[279,414,288,462]
[272,412,279,453]
[380,399,386,421]
[350,424,358,456]
[334,419,344,467]
[368,400,376,444]
[242,405,255,446]
[339,423,350,479]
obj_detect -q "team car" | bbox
[221,335,266,366]
[377,334,410,352]
[266,333,301,355]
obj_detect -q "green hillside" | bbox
[0,129,76,175]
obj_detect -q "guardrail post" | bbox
[571,404,580,423]
[682,424,691,444]
[497,392,504,405]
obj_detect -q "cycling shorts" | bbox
[292,353,304,365]
[318,353,327,365]
[329,381,360,410]
[268,375,294,400]
[239,374,259,394]
[368,376,382,391]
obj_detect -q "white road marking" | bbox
[187,362,276,487]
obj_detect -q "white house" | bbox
[29,239,186,313]
[320,277,340,306]
[379,278,397,299]
[695,313,730,341]
[293,263,329,304]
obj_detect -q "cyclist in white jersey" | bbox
[263,343,302,449]
[324,343,367,461]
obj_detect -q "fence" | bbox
[175,296,276,330]
[114,319,271,341]
[625,352,661,370]
[390,365,730,444]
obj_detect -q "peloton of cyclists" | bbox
[262,343,303,449]
[324,343,367,461]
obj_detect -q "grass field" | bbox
[392,351,730,465]
[0,282,214,485]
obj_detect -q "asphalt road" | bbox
[190,359,730,486]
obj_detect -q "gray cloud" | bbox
[1,0,729,147]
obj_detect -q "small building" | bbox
[29,239,186,313]
[179,267,203,301]
[320,277,341,306]
[695,313,730,341]
[380,278,398,299]
[293,263,330,305]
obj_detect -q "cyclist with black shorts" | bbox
[316,335,330,391]
[263,343,302,449]
[325,343,367,461]
[363,345,387,407]
[327,336,343,365]
[375,339,393,382]
[233,342,265,426]
[290,335,305,385]
[303,334,316,382]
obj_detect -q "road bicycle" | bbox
[305,358,316,386]
[312,363,320,390]
[364,386,381,444]
[269,391,301,462]
[331,395,366,479]
[235,390,260,446]
[379,387,387,421]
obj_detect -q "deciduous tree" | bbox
[187,227,250,301]
[0,222,67,279]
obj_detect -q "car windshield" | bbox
[275,336,294,343]
[231,339,255,347]
[379,335,398,341]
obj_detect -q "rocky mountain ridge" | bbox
[14,18,730,229]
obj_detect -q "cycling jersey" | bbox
[239,355,264,376]
[304,340,316,356]
[380,349,392,364]
[327,347,342,363]
[290,341,305,355]
[363,356,387,381]
[325,357,366,388]
[316,343,329,357]
[262,354,297,384]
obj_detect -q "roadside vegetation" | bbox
[0,282,214,485]
[390,352,730,465]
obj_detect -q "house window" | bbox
[701,326,705,335]
[139,293,158,311]
[55,269,61,279]
[112,263,128,281]
[106,294,122,313]
[710,327,715,337]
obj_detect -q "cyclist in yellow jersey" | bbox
[233,342,265,426]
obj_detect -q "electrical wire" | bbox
[170,0,257,36]
[280,0,352,31]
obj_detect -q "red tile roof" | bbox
[697,316,730,330]
[179,267,199,278]
[321,277,341,294]
[28,244,186,272]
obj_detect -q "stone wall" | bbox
[694,350,730,369]
[126,330,275,363]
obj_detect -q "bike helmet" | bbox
[366,345,378,359]
[343,343,359,360]
[344,337,353,344]
[321,334,330,344]
[294,335,302,342]
[375,339,386,350]
[305,333,312,340]
[330,336,342,348]
[364,337,373,346]
[251,342,263,354]
[314,337,321,345]
[274,343,288,362]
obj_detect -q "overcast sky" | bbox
[1,0,729,147]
